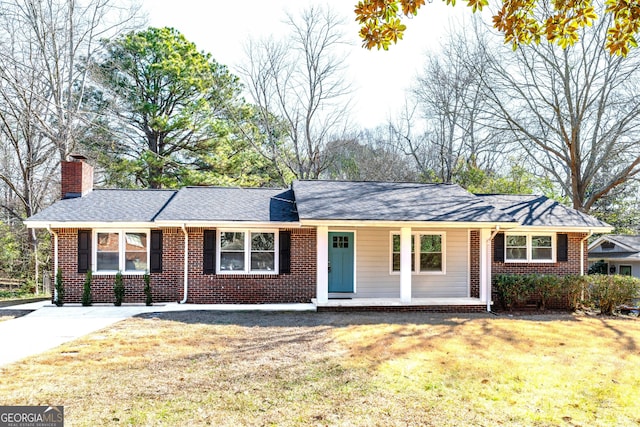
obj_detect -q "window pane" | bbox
[532,248,552,260]
[251,233,274,251]
[392,235,400,252]
[220,252,245,271]
[532,236,552,248]
[251,252,275,271]
[506,248,527,260]
[221,232,245,250]
[97,232,119,252]
[420,253,442,271]
[97,252,119,271]
[420,235,441,252]
[506,235,526,247]
[392,253,400,271]
[620,265,632,276]
[125,233,147,272]
[97,232,119,271]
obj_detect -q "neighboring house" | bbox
[588,235,640,278]
[24,156,612,311]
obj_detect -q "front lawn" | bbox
[0,311,638,426]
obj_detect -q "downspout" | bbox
[580,230,594,276]
[486,226,501,312]
[179,224,189,304]
[47,225,58,301]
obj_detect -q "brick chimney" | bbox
[61,154,94,199]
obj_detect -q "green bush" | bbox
[533,274,561,311]
[586,274,640,315]
[144,271,152,306]
[54,268,64,307]
[494,274,532,311]
[82,270,93,306]
[493,273,566,311]
[563,275,589,311]
[113,271,124,306]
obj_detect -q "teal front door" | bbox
[328,232,354,293]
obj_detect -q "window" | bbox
[218,230,278,274]
[94,230,149,274]
[420,235,442,272]
[505,233,555,262]
[391,234,415,272]
[619,265,632,276]
[391,232,444,274]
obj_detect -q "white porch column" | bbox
[316,226,329,304]
[479,228,491,308]
[400,227,412,303]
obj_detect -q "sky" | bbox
[142,0,473,129]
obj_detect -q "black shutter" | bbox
[279,230,291,274]
[203,230,216,274]
[150,230,163,273]
[493,232,505,263]
[557,233,568,262]
[77,230,91,273]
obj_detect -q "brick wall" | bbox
[491,232,588,309]
[53,227,316,304]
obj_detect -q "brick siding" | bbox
[491,232,588,310]
[53,227,316,304]
[60,160,93,198]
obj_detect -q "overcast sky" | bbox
[142,0,473,129]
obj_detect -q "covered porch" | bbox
[314,225,498,312]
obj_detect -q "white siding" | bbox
[354,227,469,298]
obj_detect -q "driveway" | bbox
[0,301,315,367]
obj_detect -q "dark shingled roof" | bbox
[25,189,177,223]
[154,187,298,222]
[604,234,640,252]
[476,194,610,228]
[293,180,516,223]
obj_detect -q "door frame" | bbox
[328,229,357,294]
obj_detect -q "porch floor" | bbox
[312,297,488,308]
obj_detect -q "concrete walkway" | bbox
[0,301,315,367]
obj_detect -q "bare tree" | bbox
[0,0,143,282]
[324,127,419,181]
[482,11,640,212]
[238,5,353,181]
[397,21,507,183]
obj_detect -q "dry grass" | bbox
[0,311,639,426]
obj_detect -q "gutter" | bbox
[179,224,189,304]
[47,225,59,302]
[486,226,501,312]
[580,230,594,276]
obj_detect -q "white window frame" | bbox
[93,229,150,275]
[504,232,556,263]
[217,229,279,275]
[389,231,446,275]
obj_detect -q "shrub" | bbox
[534,274,561,311]
[563,275,589,311]
[113,271,124,306]
[494,274,532,311]
[144,271,152,306]
[82,270,93,306]
[586,274,640,315]
[54,268,64,307]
